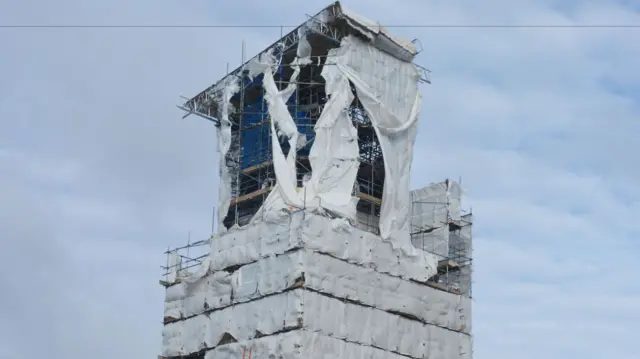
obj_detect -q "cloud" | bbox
[0,0,638,358]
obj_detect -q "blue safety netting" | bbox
[238,74,315,170]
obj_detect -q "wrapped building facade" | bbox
[164,2,472,358]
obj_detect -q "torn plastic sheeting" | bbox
[256,42,360,222]
[258,55,305,212]
[302,61,360,219]
[230,48,305,228]
[301,290,471,359]
[296,27,313,65]
[256,30,313,214]
[164,251,305,319]
[301,213,438,281]
[303,251,471,334]
[168,291,470,359]
[239,250,304,298]
[242,50,277,81]
[262,55,300,139]
[166,248,468,334]
[194,291,469,359]
[336,4,417,58]
[166,251,181,283]
[162,290,303,357]
[411,182,452,229]
[203,331,301,359]
[411,225,449,258]
[202,331,457,359]
[411,180,463,227]
[299,330,471,359]
[207,212,437,282]
[216,76,240,233]
[296,331,431,359]
[355,210,379,233]
[327,35,422,251]
[164,271,232,320]
[203,331,302,359]
[209,215,302,272]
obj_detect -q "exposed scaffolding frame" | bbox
[160,236,211,286]
[177,1,431,234]
[409,182,474,298]
[160,207,470,300]
[161,4,471,359]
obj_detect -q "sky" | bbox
[0,0,638,358]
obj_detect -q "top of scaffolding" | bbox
[178,1,430,125]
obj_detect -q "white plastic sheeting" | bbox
[409,180,463,257]
[201,331,470,359]
[162,211,470,359]
[164,251,304,320]
[163,290,471,359]
[214,76,240,232]
[211,3,425,240]
[166,251,182,283]
[254,37,361,222]
[327,35,422,249]
[163,290,303,357]
[337,4,417,60]
[218,34,422,248]
[411,180,462,226]
[302,291,470,359]
[300,57,360,218]
[164,250,470,334]
[303,251,471,333]
[251,35,422,252]
[216,34,422,252]
[411,225,449,258]
[209,212,437,282]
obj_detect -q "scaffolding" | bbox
[409,179,473,297]
[161,4,472,358]
[162,208,472,300]
[178,2,430,233]
[160,236,211,287]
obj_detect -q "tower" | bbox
[162,2,472,359]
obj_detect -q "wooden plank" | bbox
[358,192,381,205]
[229,184,381,207]
[242,156,310,174]
[230,187,273,206]
[242,161,273,174]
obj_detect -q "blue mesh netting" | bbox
[239,74,315,169]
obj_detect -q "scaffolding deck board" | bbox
[230,187,381,207]
[230,187,273,206]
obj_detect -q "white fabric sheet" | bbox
[215,76,240,233]
[163,290,471,359]
[327,36,422,249]
[255,35,423,253]
[255,43,361,222]
[409,180,464,257]
[164,250,470,334]
[210,212,437,282]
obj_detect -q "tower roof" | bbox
[179,2,426,125]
